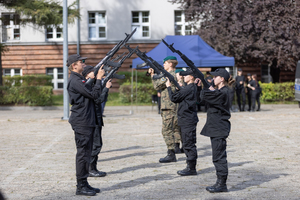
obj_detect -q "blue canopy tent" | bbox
[132,35,235,68]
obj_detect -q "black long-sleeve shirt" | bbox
[200,86,231,138]
[67,71,102,128]
[167,83,199,128]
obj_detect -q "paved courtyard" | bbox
[0,104,300,200]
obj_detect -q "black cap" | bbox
[82,65,94,77]
[238,68,243,71]
[209,68,230,81]
[67,54,87,66]
[247,73,251,76]
[179,69,195,77]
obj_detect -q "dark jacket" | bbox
[67,71,102,128]
[200,86,231,138]
[94,87,109,127]
[167,83,199,128]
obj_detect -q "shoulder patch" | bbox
[161,77,166,81]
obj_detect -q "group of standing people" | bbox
[66,54,233,196]
[148,56,231,193]
[234,68,261,112]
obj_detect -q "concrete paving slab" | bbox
[0,104,299,200]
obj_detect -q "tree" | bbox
[169,0,300,71]
[0,0,79,85]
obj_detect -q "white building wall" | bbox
[1,0,182,43]
[74,0,181,42]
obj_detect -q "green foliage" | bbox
[3,75,52,87]
[116,70,152,85]
[3,0,79,27]
[260,82,295,102]
[0,86,53,106]
[119,81,156,103]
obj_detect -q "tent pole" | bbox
[135,69,138,109]
[130,67,133,115]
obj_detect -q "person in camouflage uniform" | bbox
[148,56,182,163]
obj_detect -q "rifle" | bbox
[162,39,211,89]
[85,28,136,87]
[101,47,137,87]
[126,45,181,90]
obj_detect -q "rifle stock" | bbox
[162,39,211,89]
[85,28,136,87]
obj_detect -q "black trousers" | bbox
[73,126,94,180]
[210,137,228,177]
[251,90,261,111]
[90,125,103,165]
[180,125,197,161]
[247,91,252,111]
[236,88,246,110]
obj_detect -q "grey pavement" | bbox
[0,104,300,200]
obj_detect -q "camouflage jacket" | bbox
[152,70,178,110]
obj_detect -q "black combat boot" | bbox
[241,105,245,111]
[206,175,228,193]
[175,143,184,154]
[159,150,177,163]
[177,160,197,176]
[76,179,96,196]
[89,156,107,177]
[87,182,100,193]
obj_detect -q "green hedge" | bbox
[0,86,53,106]
[3,75,52,87]
[260,82,295,102]
[1,75,53,106]
[119,81,156,103]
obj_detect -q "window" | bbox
[46,26,63,41]
[3,68,22,76]
[88,11,107,40]
[1,13,20,42]
[46,68,64,89]
[131,11,150,39]
[174,11,194,36]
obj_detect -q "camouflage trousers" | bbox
[161,109,181,150]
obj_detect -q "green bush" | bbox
[260,82,295,102]
[119,81,156,103]
[3,75,52,87]
[0,86,53,106]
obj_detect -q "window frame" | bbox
[1,13,21,42]
[46,67,64,89]
[45,25,63,41]
[131,11,150,39]
[88,11,107,40]
[174,10,194,36]
[3,68,22,77]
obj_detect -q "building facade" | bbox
[1,0,200,92]
[0,0,293,93]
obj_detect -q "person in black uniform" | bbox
[245,73,252,111]
[67,54,105,196]
[82,66,111,178]
[200,68,231,193]
[166,69,199,176]
[248,74,261,111]
[235,68,246,111]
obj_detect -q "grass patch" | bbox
[52,94,63,106]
